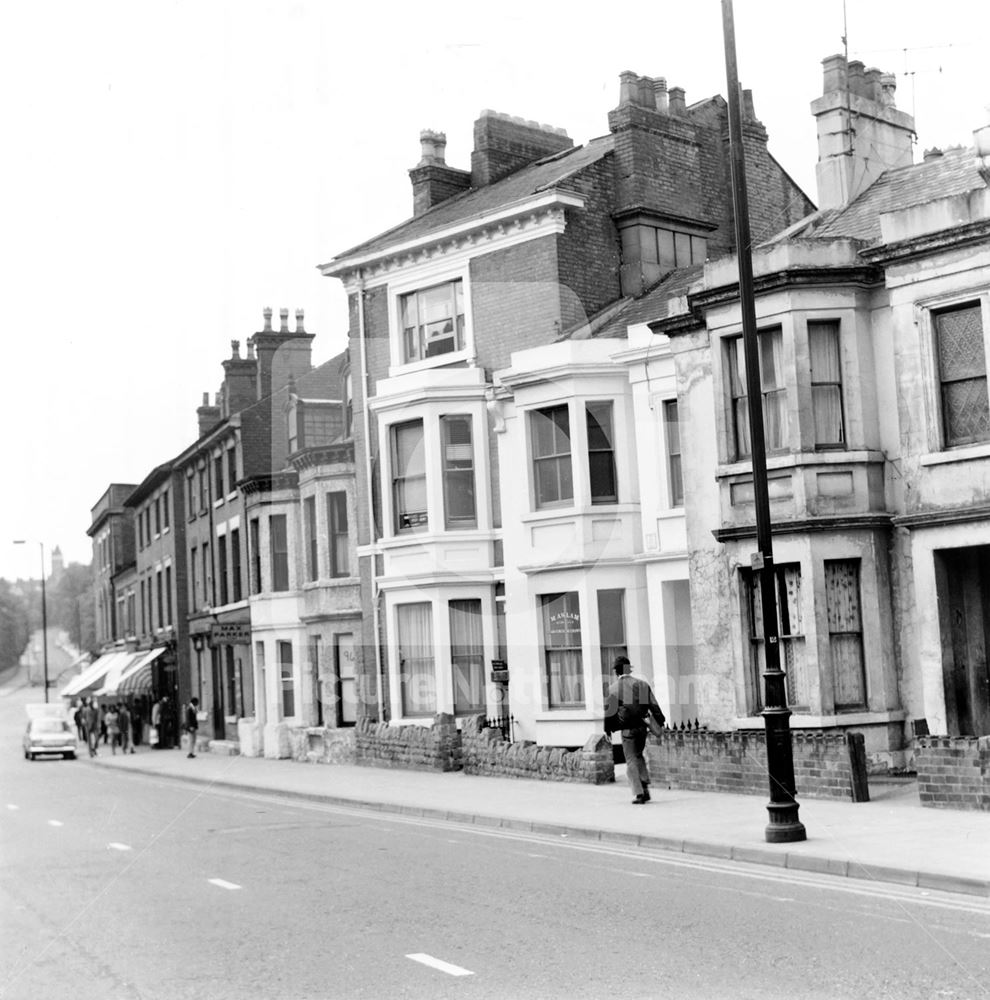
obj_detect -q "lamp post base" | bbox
[765,802,806,843]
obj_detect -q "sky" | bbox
[1,0,988,581]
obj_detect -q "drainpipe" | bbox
[356,271,385,722]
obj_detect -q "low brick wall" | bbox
[355,713,462,772]
[644,729,869,802]
[915,736,990,811]
[460,714,614,784]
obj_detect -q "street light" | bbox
[13,540,49,703]
[721,0,805,843]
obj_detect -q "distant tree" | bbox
[0,579,30,672]
[50,563,95,651]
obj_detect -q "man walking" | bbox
[604,656,666,804]
[183,697,199,758]
[82,699,100,758]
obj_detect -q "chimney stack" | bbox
[470,110,572,187]
[409,128,471,217]
[251,306,315,401]
[221,338,257,418]
[197,391,221,437]
[811,53,915,209]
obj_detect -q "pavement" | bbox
[85,740,990,899]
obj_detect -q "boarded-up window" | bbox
[742,564,808,713]
[825,560,867,711]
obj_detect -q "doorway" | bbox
[936,545,990,736]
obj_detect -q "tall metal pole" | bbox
[40,542,49,703]
[721,0,805,843]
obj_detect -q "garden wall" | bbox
[645,728,870,802]
[915,736,990,811]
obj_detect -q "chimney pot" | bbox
[295,309,305,333]
[637,76,655,108]
[619,70,638,107]
[263,307,273,332]
[247,339,256,360]
[231,339,240,359]
[864,68,882,102]
[822,53,846,94]
[418,129,447,166]
[653,76,668,113]
[880,73,897,107]
[743,89,756,121]
[668,86,686,116]
[847,60,866,97]
[279,308,289,333]
[202,392,209,406]
[923,147,944,161]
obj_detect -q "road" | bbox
[2,668,989,1000]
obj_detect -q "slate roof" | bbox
[590,265,705,340]
[328,137,614,263]
[806,147,985,245]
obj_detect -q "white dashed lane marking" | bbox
[208,879,242,891]
[47,820,64,827]
[108,843,132,852]
[406,954,474,977]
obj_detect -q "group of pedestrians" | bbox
[73,698,138,757]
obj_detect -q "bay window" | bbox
[726,328,788,461]
[809,320,845,448]
[934,301,989,447]
[586,401,617,504]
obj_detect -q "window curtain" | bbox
[760,329,788,452]
[809,322,844,446]
[449,599,485,713]
[397,603,436,716]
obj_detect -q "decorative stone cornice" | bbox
[892,503,990,530]
[320,191,584,290]
[713,513,892,542]
[288,441,355,471]
[239,471,299,496]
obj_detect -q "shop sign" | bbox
[211,622,251,645]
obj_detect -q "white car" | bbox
[23,716,78,760]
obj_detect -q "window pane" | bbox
[540,592,583,708]
[397,603,436,716]
[586,402,617,504]
[328,492,349,577]
[532,406,572,508]
[663,399,683,506]
[392,421,427,531]
[279,641,294,718]
[270,515,289,592]
[809,321,845,447]
[442,415,476,529]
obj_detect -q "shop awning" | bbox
[115,647,166,697]
[92,650,148,697]
[60,650,132,699]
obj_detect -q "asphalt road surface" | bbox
[2,671,989,1000]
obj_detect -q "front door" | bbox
[211,647,225,738]
[937,546,990,736]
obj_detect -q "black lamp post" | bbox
[721,0,806,843]
[14,539,49,703]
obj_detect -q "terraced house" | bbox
[320,70,813,745]
[647,55,990,769]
